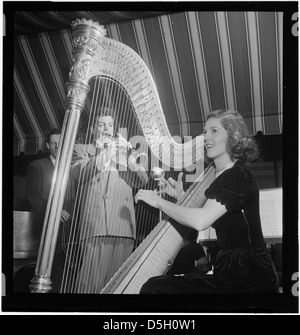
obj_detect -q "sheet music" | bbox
[259,188,282,238]
[197,188,282,242]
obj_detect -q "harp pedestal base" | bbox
[29,275,52,293]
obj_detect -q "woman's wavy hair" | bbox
[205,109,259,164]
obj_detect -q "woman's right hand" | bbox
[157,172,185,200]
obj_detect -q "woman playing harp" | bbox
[135,109,279,294]
[69,106,148,293]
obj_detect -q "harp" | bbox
[29,19,215,294]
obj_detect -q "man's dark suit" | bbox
[26,156,55,216]
[15,156,71,293]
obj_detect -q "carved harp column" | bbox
[30,20,106,293]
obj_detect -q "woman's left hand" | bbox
[135,189,162,208]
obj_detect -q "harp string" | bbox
[80,78,104,293]
[108,51,138,287]
[73,79,105,293]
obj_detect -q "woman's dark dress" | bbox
[140,161,279,294]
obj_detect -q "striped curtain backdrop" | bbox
[13,11,283,156]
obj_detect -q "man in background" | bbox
[26,129,70,221]
[14,129,73,293]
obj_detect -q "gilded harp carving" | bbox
[30,19,213,294]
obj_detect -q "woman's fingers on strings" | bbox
[167,177,176,188]
[178,172,184,183]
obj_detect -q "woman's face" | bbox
[203,117,229,161]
